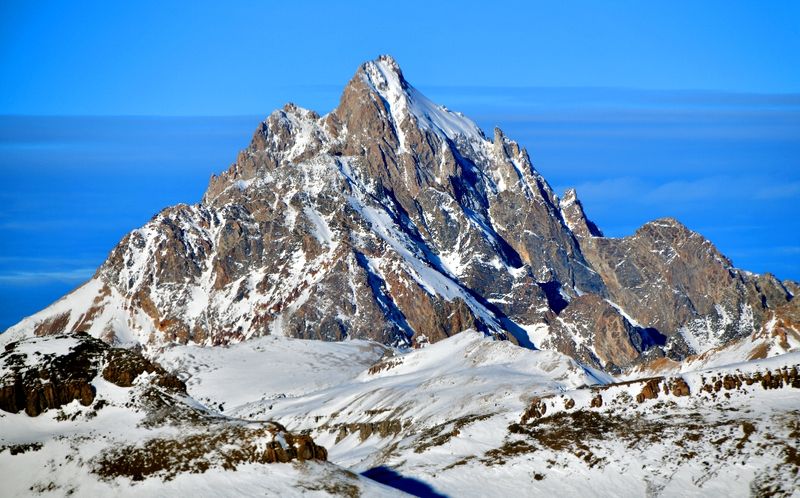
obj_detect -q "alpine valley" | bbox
[1,56,798,497]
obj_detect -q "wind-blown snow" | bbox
[362,56,485,152]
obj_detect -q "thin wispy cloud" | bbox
[558,176,800,206]
[753,182,800,200]
[0,256,101,265]
[0,268,95,285]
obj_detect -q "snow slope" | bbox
[3,328,798,496]
[157,336,389,413]
[156,332,800,497]
[0,334,403,498]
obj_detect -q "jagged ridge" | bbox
[3,55,798,372]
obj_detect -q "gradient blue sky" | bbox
[3,1,800,114]
[1,1,799,330]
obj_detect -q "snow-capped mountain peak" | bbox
[359,55,486,149]
[4,55,797,374]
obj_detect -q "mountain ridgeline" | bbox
[6,55,798,373]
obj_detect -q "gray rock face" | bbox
[559,188,603,238]
[5,55,797,370]
[542,293,651,372]
[577,217,793,353]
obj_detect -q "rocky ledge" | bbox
[520,364,799,423]
[0,332,184,416]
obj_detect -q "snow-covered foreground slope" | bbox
[157,332,800,497]
[2,436,400,498]
[159,331,603,421]
[0,334,402,498]
[157,336,390,412]
[2,330,799,496]
[159,331,607,479]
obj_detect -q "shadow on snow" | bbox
[361,466,449,498]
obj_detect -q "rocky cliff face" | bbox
[577,218,793,355]
[559,188,603,238]
[4,55,797,370]
[541,293,654,372]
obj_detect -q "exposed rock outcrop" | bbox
[559,188,603,238]
[577,218,793,354]
[0,332,184,416]
[542,293,655,371]
[94,423,327,482]
[0,333,329,483]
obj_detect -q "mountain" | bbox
[5,55,796,373]
[2,55,800,497]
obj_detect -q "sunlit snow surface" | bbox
[2,331,799,496]
[158,336,389,411]
[155,332,799,497]
[0,336,403,497]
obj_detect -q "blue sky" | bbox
[3,1,800,114]
[1,1,799,330]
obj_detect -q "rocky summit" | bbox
[4,55,799,372]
